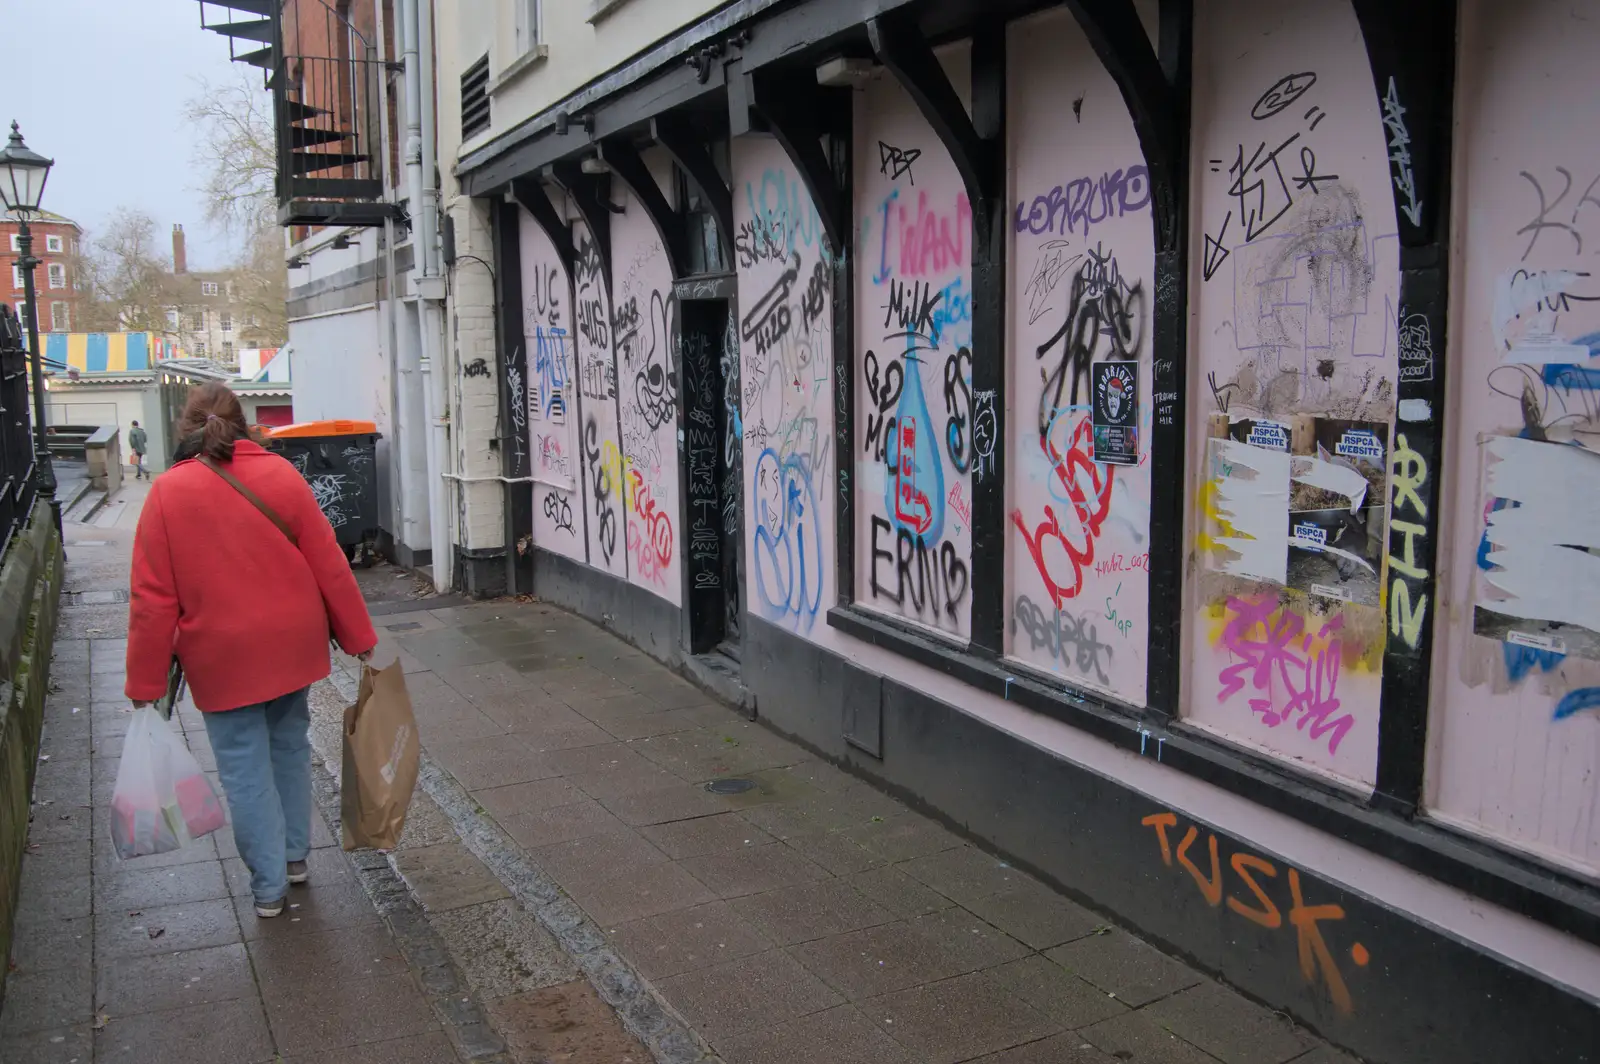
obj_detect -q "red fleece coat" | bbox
[126,440,378,711]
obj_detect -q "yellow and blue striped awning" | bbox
[43,332,154,374]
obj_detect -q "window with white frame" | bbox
[220,311,232,331]
[47,263,66,289]
[515,0,541,53]
[11,266,21,289]
[8,235,18,252]
[201,281,219,296]
[195,341,207,357]
[167,309,179,328]
[222,341,234,361]
[15,302,26,321]
[45,235,63,253]
[50,302,68,331]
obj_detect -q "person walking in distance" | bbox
[128,420,148,480]
[125,383,378,917]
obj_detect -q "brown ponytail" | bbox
[174,381,262,464]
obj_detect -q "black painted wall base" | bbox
[738,617,1599,1064]
[529,547,682,666]
[378,531,431,571]
[456,547,508,599]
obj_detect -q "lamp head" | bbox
[0,122,52,215]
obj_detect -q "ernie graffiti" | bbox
[1140,811,1368,1015]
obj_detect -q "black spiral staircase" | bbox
[199,0,401,228]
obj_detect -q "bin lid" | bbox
[265,420,380,439]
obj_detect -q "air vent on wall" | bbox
[461,55,491,141]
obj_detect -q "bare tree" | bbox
[185,72,288,347]
[185,72,278,237]
[77,207,174,332]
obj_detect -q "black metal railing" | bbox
[0,307,39,560]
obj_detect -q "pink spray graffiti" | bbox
[1216,596,1355,756]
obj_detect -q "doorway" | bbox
[679,296,742,658]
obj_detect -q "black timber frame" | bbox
[862,8,1008,654]
[550,162,616,292]
[510,177,576,276]
[1053,0,1192,717]
[462,0,1600,950]
[749,70,856,600]
[1351,0,1458,818]
[598,137,691,278]
[653,114,737,268]
[492,198,533,596]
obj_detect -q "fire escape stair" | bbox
[199,0,399,228]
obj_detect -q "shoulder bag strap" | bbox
[198,455,299,546]
[198,455,335,643]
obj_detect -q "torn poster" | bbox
[1474,434,1600,659]
[1286,420,1388,608]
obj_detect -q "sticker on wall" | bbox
[1240,418,1290,451]
[1091,360,1139,466]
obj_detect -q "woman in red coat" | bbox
[126,383,378,916]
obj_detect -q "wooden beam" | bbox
[1061,0,1179,247]
[599,137,689,278]
[549,162,614,291]
[509,177,575,275]
[1351,0,1459,817]
[652,114,736,269]
[867,8,995,210]
[749,72,847,252]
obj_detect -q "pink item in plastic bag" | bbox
[109,706,226,860]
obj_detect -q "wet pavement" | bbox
[1,471,1360,1063]
[328,589,1361,1064]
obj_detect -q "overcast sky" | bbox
[2,1,248,270]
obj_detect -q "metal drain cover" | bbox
[705,778,756,795]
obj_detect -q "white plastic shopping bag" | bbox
[109,706,227,859]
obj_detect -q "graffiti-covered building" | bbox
[398,0,1600,1059]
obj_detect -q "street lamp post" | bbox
[0,122,60,533]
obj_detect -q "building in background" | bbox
[2,209,83,334]
[43,331,294,471]
[161,223,280,368]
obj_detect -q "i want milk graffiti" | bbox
[1141,811,1370,1015]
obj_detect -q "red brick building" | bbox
[2,209,83,334]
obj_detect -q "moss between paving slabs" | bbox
[0,510,65,1015]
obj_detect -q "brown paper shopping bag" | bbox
[341,661,421,851]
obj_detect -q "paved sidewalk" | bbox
[1,471,1361,1063]
[1,482,508,1063]
[338,595,1361,1064]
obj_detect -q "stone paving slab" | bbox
[0,489,515,1064]
[324,594,1354,1064]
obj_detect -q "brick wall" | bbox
[445,195,505,553]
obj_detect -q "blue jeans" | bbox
[203,688,312,904]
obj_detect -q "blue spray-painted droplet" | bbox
[883,350,945,545]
